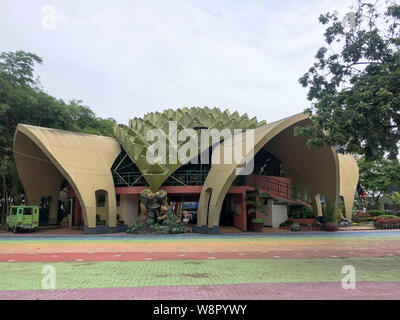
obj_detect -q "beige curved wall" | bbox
[13,124,120,228]
[338,154,359,221]
[197,113,340,229]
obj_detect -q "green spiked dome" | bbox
[113,107,266,191]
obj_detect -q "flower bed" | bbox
[374,218,400,230]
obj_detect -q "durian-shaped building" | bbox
[113,107,266,191]
[13,107,359,234]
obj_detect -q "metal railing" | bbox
[246,175,311,204]
[113,171,310,203]
[113,170,210,187]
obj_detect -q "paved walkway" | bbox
[0,231,399,299]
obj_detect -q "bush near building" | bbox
[288,205,314,219]
[368,210,399,217]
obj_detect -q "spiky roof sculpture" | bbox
[114,107,266,191]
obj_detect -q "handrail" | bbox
[112,171,310,203]
[246,175,311,204]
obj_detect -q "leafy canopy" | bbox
[0,50,116,222]
[358,157,400,203]
[296,0,400,160]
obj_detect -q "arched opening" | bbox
[13,131,80,228]
[39,196,51,226]
[197,114,339,232]
[13,124,120,233]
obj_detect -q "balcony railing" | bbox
[113,171,310,204]
[246,175,311,204]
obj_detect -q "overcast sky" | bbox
[1,0,354,125]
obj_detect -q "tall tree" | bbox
[358,157,400,206]
[296,0,400,160]
[0,50,116,224]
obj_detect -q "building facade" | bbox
[13,108,359,234]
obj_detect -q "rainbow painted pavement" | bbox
[0,230,400,300]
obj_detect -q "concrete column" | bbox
[311,194,323,217]
[197,188,212,227]
[107,191,117,228]
[343,196,354,222]
[125,194,139,226]
[208,204,222,228]
[85,206,96,228]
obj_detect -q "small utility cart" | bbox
[5,206,39,233]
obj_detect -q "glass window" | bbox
[24,208,32,215]
[97,194,106,207]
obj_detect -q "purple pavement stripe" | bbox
[1,282,400,300]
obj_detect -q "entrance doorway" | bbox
[219,195,235,226]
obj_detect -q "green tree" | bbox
[0,50,116,225]
[384,191,400,211]
[0,51,42,87]
[358,157,400,207]
[296,1,400,160]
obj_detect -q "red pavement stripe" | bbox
[1,250,399,262]
[1,282,400,300]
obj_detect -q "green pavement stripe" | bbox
[1,257,399,290]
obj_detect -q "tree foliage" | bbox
[296,0,400,160]
[0,50,116,224]
[358,157,400,205]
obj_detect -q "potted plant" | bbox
[246,189,270,231]
[251,218,264,232]
[324,202,338,231]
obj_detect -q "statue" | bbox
[127,189,186,234]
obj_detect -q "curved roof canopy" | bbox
[114,107,266,191]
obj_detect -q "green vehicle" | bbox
[6,206,39,233]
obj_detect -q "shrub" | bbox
[376,214,398,219]
[368,210,384,217]
[288,206,314,219]
[127,210,186,234]
[252,218,264,224]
